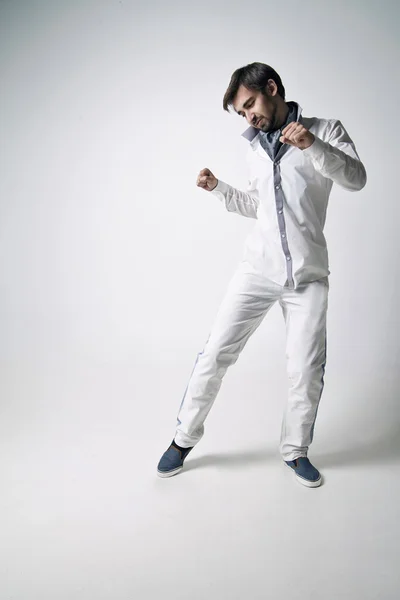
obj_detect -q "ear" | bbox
[266,79,278,96]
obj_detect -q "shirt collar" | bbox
[241,101,303,145]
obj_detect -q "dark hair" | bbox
[223,62,286,112]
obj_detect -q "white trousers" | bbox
[174,263,329,461]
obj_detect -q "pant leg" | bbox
[174,266,281,447]
[279,277,329,461]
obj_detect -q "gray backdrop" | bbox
[1,1,399,599]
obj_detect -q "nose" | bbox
[247,112,256,125]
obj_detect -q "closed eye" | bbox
[239,101,254,117]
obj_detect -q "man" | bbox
[157,62,367,487]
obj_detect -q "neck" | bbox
[277,102,290,129]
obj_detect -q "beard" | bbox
[257,102,281,133]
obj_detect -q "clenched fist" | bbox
[279,122,315,150]
[196,168,218,191]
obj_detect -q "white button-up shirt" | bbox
[211,102,367,288]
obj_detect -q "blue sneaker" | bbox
[157,440,194,478]
[284,457,322,487]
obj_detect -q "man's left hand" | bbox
[280,122,315,150]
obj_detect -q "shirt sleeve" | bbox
[210,177,259,219]
[302,119,367,191]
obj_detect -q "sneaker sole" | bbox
[157,466,183,478]
[284,462,322,487]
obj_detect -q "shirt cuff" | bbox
[210,179,229,195]
[302,136,326,160]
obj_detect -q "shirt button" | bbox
[279,210,283,214]
[281,233,286,238]
[286,256,291,261]
[275,185,280,189]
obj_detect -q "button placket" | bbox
[273,161,294,287]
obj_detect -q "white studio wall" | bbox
[0,1,399,599]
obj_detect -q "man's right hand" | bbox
[196,168,218,191]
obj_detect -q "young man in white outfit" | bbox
[157,62,367,487]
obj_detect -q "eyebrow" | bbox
[234,96,254,115]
